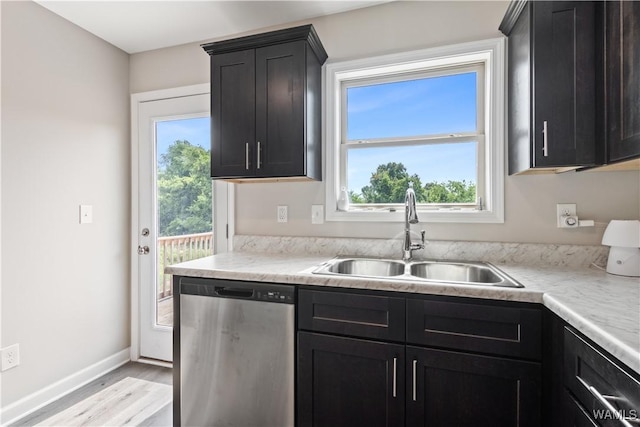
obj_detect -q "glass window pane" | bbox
[347,142,477,204]
[346,72,477,140]
[155,117,212,327]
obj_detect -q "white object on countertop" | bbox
[601,220,640,277]
[337,187,350,211]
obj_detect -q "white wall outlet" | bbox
[311,205,324,224]
[277,205,288,223]
[79,204,93,224]
[1,344,20,371]
[557,203,578,228]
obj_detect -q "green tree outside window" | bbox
[351,162,476,204]
[157,140,212,237]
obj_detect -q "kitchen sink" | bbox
[323,258,405,277]
[312,257,523,288]
[409,261,503,284]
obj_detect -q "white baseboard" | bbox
[0,347,130,425]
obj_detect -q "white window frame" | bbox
[324,38,505,223]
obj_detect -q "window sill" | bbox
[326,209,504,223]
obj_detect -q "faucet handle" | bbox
[410,230,427,252]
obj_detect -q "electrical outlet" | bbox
[557,203,577,228]
[1,344,20,371]
[277,205,288,223]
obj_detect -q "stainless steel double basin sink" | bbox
[312,257,523,288]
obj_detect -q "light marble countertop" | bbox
[166,252,640,375]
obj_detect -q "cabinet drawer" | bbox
[564,327,640,427]
[564,391,599,427]
[407,297,542,360]
[298,289,405,342]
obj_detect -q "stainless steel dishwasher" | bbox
[179,278,295,427]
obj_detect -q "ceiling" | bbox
[35,1,389,54]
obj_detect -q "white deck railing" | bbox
[157,231,213,299]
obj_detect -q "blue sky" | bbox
[156,117,210,158]
[347,72,477,193]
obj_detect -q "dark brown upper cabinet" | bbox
[500,1,598,175]
[202,25,327,181]
[600,0,640,165]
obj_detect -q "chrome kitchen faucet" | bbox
[402,182,426,261]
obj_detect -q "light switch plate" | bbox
[80,205,93,224]
[311,205,324,224]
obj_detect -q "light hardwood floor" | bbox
[11,362,172,427]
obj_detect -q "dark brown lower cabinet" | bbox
[297,288,544,427]
[405,346,541,427]
[297,333,542,427]
[297,331,405,427]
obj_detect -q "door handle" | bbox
[245,143,250,170]
[137,245,150,255]
[257,141,262,169]
[542,120,549,157]
[588,385,636,427]
[412,359,417,401]
[392,357,397,398]
[214,287,254,298]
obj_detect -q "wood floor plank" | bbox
[11,363,172,427]
[136,403,171,427]
[34,377,171,427]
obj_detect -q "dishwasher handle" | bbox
[214,286,255,298]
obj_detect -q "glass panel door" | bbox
[137,93,211,361]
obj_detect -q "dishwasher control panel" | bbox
[256,289,295,303]
[179,277,296,304]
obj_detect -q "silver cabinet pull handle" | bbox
[257,141,261,169]
[588,385,635,427]
[412,360,417,401]
[392,357,397,398]
[245,143,249,170]
[542,120,549,157]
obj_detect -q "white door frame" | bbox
[130,84,234,363]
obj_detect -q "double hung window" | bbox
[325,39,505,223]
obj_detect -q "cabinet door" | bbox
[533,1,596,168]
[406,346,541,427]
[297,332,405,427]
[605,0,640,162]
[211,49,255,178]
[255,41,306,177]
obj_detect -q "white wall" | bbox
[1,1,130,409]
[132,0,640,246]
